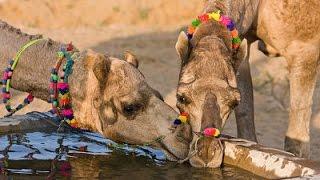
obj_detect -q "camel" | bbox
[0,20,192,161]
[175,0,320,167]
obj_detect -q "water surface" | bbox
[0,131,262,179]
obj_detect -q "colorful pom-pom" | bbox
[191,19,201,27]
[231,29,239,38]
[198,13,209,23]
[2,93,10,99]
[187,26,196,35]
[180,112,188,116]
[27,94,34,102]
[51,74,59,82]
[227,21,235,31]
[178,115,188,123]
[53,100,58,107]
[173,119,182,125]
[209,10,221,21]
[203,128,220,137]
[232,44,240,49]
[232,37,241,44]
[57,82,69,91]
[62,109,74,119]
[57,51,65,58]
[220,15,231,26]
[66,43,73,51]
[5,105,11,111]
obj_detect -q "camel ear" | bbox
[93,54,111,83]
[233,38,248,72]
[124,51,139,68]
[175,31,190,64]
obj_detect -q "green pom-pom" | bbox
[53,100,58,107]
[232,37,241,44]
[51,74,59,81]
[192,19,201,27]
[57,51,65,58]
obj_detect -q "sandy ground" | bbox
[0,1,319,161]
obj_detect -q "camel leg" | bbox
[235,44,257,142]
[284,42,319,158]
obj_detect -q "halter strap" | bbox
[1,38,45,117]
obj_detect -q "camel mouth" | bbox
[158,141,180,161]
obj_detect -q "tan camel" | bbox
[175,0,320,167]
[0,20,192,161]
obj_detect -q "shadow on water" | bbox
[0,131,262,179]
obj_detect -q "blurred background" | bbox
[0,0,319,160]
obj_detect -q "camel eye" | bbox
[123,103,142,117]
[177,94,190,105]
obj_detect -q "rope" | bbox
[2,38,45,117]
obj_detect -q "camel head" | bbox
[174,21,248,167]
[70,50,192,161]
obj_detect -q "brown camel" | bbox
[0,20,192,161]
[175,0,320,167]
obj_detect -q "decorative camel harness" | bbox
[1,39,80,129]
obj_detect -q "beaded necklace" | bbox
[1,39,44,117]
[187,10,241,50]
[49,43,79,128]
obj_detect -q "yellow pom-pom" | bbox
[70,119,76,124]
[179,115,188,123]
[214,129,221,137]
[209,10,221,21]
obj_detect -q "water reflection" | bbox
[0,131,262,179]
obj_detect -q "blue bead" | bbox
[9,60,14,65]
[24,98,29,104]
[5,68,11,72]
[227,21,235,31]
[173,119,182,125]
[2,88,7,93]
[187,33,193,40]
[1,80,6,85]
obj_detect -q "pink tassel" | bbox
[2,93,10,99]
[2,72,9,80]
[57,82,69,90]
[49,83,55,89]
[27,94,34,102]
[220,15,231,26]
[203,128,215,136]
[62,109,73,116]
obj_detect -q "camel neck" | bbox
[0,21,82,101]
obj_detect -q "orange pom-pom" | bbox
[231,29,238,38]
[187,26,196,35]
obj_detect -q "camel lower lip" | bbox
[159,142,179,161]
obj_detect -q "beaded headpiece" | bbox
[187,10,241,50]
